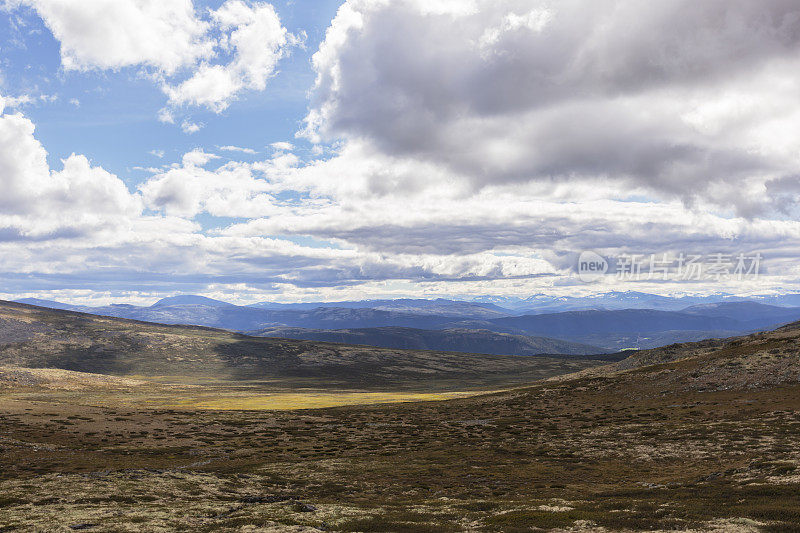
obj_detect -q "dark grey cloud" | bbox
[306,0,800,210]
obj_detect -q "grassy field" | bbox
[0,377,497,411]
[1,379,799,532]
[161,390,494,410]
[1,305,800,531]
[2,334,800,531]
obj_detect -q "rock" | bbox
[291,501,318,513]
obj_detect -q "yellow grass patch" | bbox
[159,390,493,410]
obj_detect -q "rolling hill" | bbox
[249,326,608,358]
[15,298,466,331]
[0,300,603,389]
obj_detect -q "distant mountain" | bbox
[151,295,235,307]
[249,298,512,319]
[681,301,800,329]
[250,326,611,358]
[14,294,800,353]
[470,291,711,313]
[14,299,464,331]
[483,305,800,350]
[13,298,83,311]
[492,309,735,336]
[486,309,741,350]
[474,291,800,314]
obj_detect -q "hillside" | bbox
[42,301,464,332]
[249,326,609,358]
[0,300,602,390]
[489,307,800,349]
[1,314,800,530]
[551,319,800,392]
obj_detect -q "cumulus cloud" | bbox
[0,98,143,243]
[12,0,213,73]
[181,149,219,167]
[165,1,294,112]
[303,0,800,213]
[270,141,293,151]
[12,0,297,117]
[140,150,282,218]
[0,97,485,298]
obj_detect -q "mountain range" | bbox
[471,290,800,313]
[14,295,800,352]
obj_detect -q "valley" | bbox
[0,301,799,531]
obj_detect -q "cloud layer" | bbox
[304,0,800,214]
[2,0,800,304]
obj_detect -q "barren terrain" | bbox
[0,303,799,531]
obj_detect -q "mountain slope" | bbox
[0,300,601,389]
[681,301,800,329]
[13,299,465,332]
[250,326,609,358]
[554,318,800,393]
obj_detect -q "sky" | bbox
[0,0,799,306]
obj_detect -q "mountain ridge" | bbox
[13,295,800,352]
[248,326,610,358]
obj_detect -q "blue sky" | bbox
[1,0,341,179]
[0,0,799,305]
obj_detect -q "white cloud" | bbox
[270,141,293,151]
[11,0,296,117]
[304,0,800,215]
[163,0,295,112]
[0,99,143,240]
[157,107,175,124]
[4,3,800,302]
[180,119,203,134]
[140,150,280,218]
[15,0,213,73]
[181,149,219,167]
[0,94,33,108]
[219,145,257,154]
